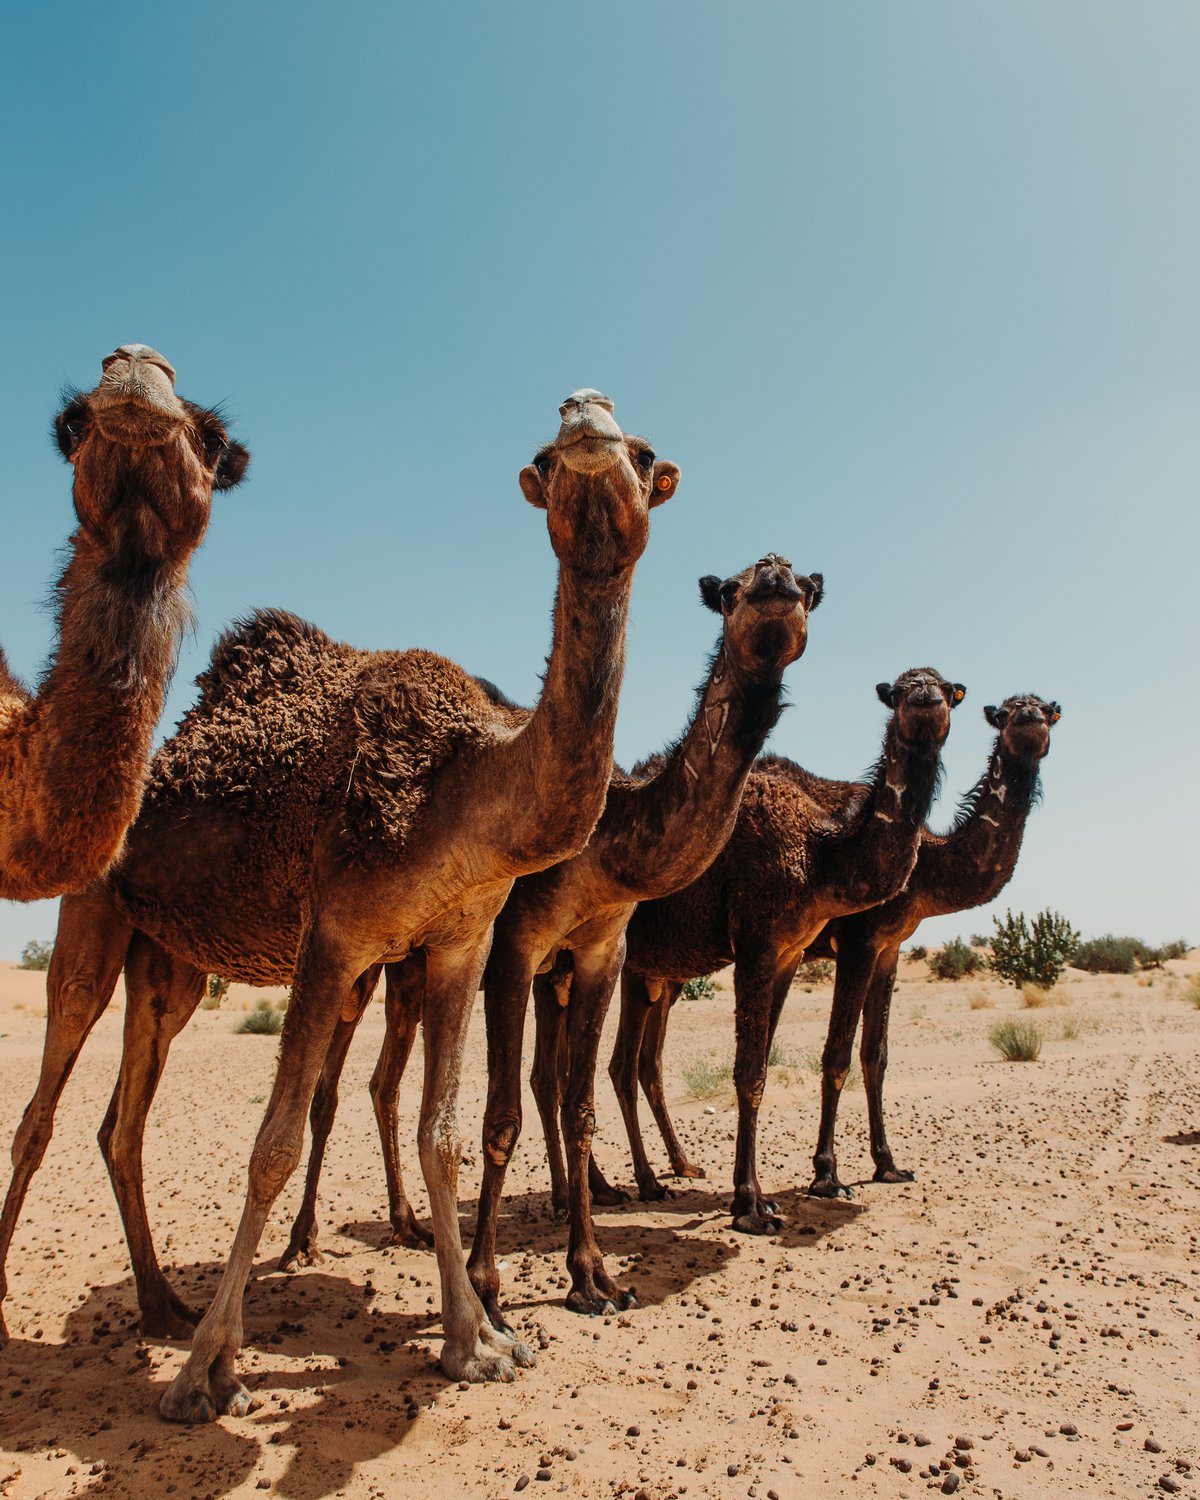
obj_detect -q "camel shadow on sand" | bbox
[1164,1129,1200,1147]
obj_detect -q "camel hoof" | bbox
[159,1386,217,1425]
[139,1305,200,1340]
[440,1344,518,1384]
[385,1218,434,1249]
[874,1166,915,1184]
[509,1340,537,1369]
[672,1161,706,1180]
[159,1363,256,1424]
[589,1182,631,1207]
[807,1178,854,1200]
[731,1208,784,1236]
[565,1280,635,1318]
[636,1179,670,1203]
[549,1201,569,1223]
[278,1244,322,1274]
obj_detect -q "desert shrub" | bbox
[966,988,993,1010]
[1058,1015,1081,1040]
[906,944,927,963]
[1155,938,1189,961]
[201,975,230,1010]
[1021,982,1065,1008]
[928,938,982,981]
[236,998,284,1035]
[18,939,53,971]
[988,1019,1043,1062]
[682,1052,729,1099]
[1073,935,1150,974]
[970,933,990,948]
[989,909,1078,990]
[793,959,834,985]
[681,974,716,1002]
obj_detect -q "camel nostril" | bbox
[103,345,177,388]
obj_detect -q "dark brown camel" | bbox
[283,556,823,1327]
[806,693,1061,1197]
[0,345,247,899]
[0,391,677,1418]
[602,668,965,1234]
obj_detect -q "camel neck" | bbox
[0,531,186,899]
[598,645,786,897]
[918,746,1040,914]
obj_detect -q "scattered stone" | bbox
[1146,1438,1163,1454]
[514,1478,530,1493]
[941,1474,960,1495]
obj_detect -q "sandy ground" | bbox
[0,951,1197,1500]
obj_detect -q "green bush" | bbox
[1074,935,1152,973]
[1155,939,1189,962]
[18,939,53,971]
[793,959,834,985]
[906,944,927,963]
[681,974,716,1002]
[988,1018,1043,1062]
[928,938,982,981]
[989,909,1079,990]
[682,1052,728,1098]
[236,998,283,1035]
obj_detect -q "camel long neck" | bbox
[819,720,944,909]
[598,645,786,896]
[0,531,187,900]
[504,562,634,862]
[917,746,1041,915]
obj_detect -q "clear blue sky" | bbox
[1,2,1196,959]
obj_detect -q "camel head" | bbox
[984,694,1060,763]
[519,390,678,575]
[699,554,823,678]
[54,345,250,564]
[876,667,965,749]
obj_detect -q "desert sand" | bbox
[0,951,1197,1500]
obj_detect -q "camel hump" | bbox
[195,609,337,700]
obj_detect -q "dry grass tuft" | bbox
[1022,982,1065,1008]
[682,1052,729,1100]
[989,1018,1043,1062]
[967,987,993,1010]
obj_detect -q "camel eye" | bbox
[535,454,552,477]
[636,448,655,471]
[202,428,227,459]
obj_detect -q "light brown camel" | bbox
[600,669,965,1233]
[0,391,677,1419]
[805,694,1060,1196]
[278,555,822,1328]
[0,345,248,899]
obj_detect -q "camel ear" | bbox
[801,572,824,611]
[876,681,898,708]
[699,575,723,613]
[213,441,250,491]
[519,465,548,509]
[1048,701,1062,723]
[984,704,1007,729]
[949,683,966,707]
[649,460,679,508]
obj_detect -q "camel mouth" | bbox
[745,575,805,613]
[90,347,185,444]
[557,432,627,475]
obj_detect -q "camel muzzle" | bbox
[556,389,625,473]
[92,344,185,441]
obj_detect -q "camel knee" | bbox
[483,1111,521,1168]
[562,1103,596,1152]
[249,1131,303,1207]
[418,1109,460,1179]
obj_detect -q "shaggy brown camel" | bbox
[600,668,965,1234]
[0,345,247,899]
[279,555,823,1325]
[0,391,677,1416]
[806,693,1061,1197]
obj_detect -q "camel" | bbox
[601,668,966,1234]
[805,693,1061,1197]
[0,390,678,1419]
[0,345,248,899]
[279,555,822,1327]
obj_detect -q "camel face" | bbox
[984,694,1060,761]
[519,390,678,574]
[55,345,250,561]
[700,553,823,677]
[876,667,965,748]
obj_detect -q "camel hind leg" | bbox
[529,963,571,1218]
[637,981,704,1185]
[98,935,206,1338]
[280,963,383,1272]
[372,957,431,1247]
[860,948,911,1183]
[0,889,131,1347]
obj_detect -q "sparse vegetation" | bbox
[1073,934,1190,973]
[966,987,993,1010]
[236,998,284,1035]
[928,938,982,981]
[201,974,230,1010]
[970,933,990,948]
[800,1047,860,1090]
[1021,982,1066,1008]
[988,1018,1043,1062]
[18,939,53,971]
[1185,977,1200,1010]
[906,945,927,963]
[989,908,1079,990]
[681,974,717,1002]
[792,959,834,985]
[1058,1015,1081,1040]
[681,1051,729,1099]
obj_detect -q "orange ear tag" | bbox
[1052,712,1061,722]
[656,474,673,492]
[954,689,964,701]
